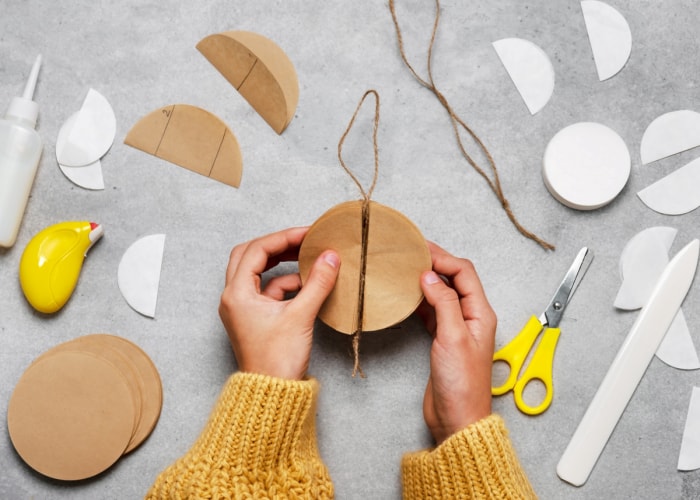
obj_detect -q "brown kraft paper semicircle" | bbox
[124,104,243,188]
[197,30,299,134]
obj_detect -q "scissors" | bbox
[492,247,593,415]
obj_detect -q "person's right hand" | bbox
[417,242,497,445]
[219,227,340,381]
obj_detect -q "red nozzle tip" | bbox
[90,222,99,230]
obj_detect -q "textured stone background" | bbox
[2,1,700,498]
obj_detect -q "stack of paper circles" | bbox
[542,122,631,210]
[7,334,162,481]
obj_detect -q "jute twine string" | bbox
[389,0,555,251]
[337,89,381,377]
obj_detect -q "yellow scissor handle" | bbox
[492,315,543,396]
[512,326,561,415]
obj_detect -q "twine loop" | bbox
[338,89,381,204]
[389,0,554,251]
[337,89,383,377]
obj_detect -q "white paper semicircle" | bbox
[56,88,116,167]
[493,38,555,115]
[59,161,104,190]
[615,226,677,310]
[118,234,166,318]
[679,387,700,471]
[56,112,104,190]
[656,310,700,370]
[640,110,700,165]
[581,0,632,81]
[638,157,700,215]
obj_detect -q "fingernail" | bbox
[423,271,440,285]
[323,251,340,269]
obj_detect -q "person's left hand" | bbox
[219,227,340,380]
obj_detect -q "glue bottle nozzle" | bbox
[22,55,42,101]
[5,55,42,128]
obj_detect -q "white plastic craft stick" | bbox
[492,38,555,115]
[581,0,632,81]
[640,110,700,165]
[679,387,700,471]
[117,234,166,318]
[56,88,116,167]
[557,239,699,486]
[615,227,699,370]
[638,157,700,215]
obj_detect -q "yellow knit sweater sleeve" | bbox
[145,372,333,499]
[401,414,537,499]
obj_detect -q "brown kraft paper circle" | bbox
[37,341,143,442]
[39,334,163,453]
[7,351,136,481]
[299,200,431,334]
[90,334,163,453]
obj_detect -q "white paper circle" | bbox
[543,122,630,210]
[56,88,116,167]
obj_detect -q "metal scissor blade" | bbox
[540,247,593,328]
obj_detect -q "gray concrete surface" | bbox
[2,0,700,498]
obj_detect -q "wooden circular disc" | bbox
[8,351,135,480]
[299,200,431,334]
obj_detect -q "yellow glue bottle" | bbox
[0,55,43,248]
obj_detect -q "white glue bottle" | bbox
[0,55,43,248]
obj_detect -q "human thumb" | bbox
[420,270,465,340]
[295,250,340,314]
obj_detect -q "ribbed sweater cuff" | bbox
[146,372,333,499]
[401,414,537,499]
[212,372,321,469]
